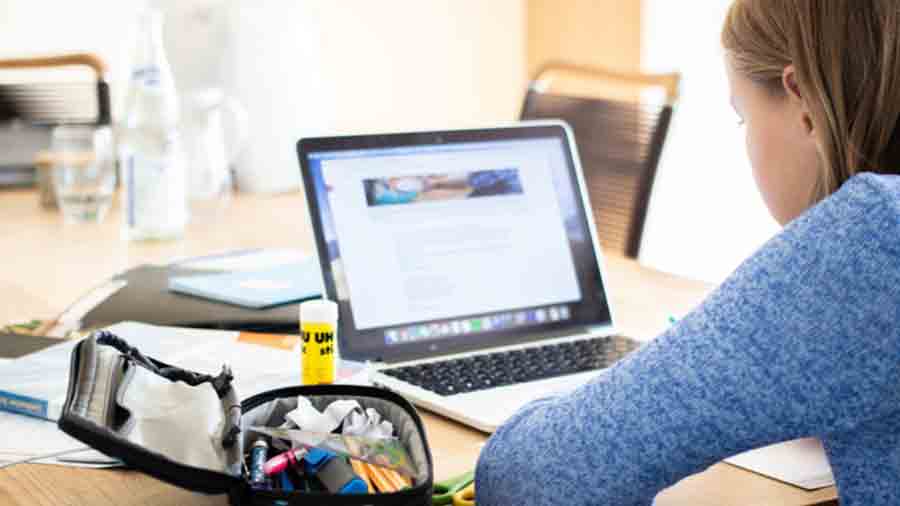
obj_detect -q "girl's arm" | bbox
[476,173,900,506]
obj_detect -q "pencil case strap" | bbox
[94,330,234,398]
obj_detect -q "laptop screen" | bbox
[299,124,613,361]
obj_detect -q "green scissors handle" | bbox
[432,470,475,506]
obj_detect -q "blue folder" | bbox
[168,261,322,309]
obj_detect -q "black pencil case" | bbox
[57,331,434,506]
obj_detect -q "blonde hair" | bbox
[722,0,900,203]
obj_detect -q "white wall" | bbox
[0,1,141,100]
[227,1,526,193]
[0,0,527,194]
[639,0,779,283]
[0,0,225,114]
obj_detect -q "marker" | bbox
[263,448,308,476]
[304,448,368,494]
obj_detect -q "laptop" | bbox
[297,121,641,432]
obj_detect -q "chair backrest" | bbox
[521,62,680,258]
[0,53,110,126]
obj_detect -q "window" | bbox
[640,0,779,283]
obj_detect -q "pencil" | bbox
[367,462,408,492]
[373,463,412,490]
[349,459,375,493]
[361,462,394,492]
[378,466,406,491]
[381,467,412,489]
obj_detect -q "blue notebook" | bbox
[168,261,322,309]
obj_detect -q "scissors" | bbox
[433,470,475,506]
[453,482,475,506]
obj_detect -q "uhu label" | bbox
[301,322,336,384]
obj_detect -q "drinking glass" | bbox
[51,125,117,223]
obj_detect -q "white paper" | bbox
[0,411,119,467]
[286,398,360,434]
[344,408,394,438]
[725,438,834,490]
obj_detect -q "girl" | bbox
[476,2,900,505]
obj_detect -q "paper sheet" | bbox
[286,398,360,433]
[0,412,119,468]
[344,408,395,439]
[725,438,834,490]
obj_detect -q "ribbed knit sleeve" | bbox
[476,173,900,506]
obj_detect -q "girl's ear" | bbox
[782,65,815,136]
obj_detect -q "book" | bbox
[0,321,366,422]
[0,335,89,421]
[167,260,322,309]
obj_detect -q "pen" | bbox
[278,471,294,492]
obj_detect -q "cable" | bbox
[0,447,94,470]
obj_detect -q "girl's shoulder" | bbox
[749,172,900,278]
[792,172,900,235]
[840,172,900,205]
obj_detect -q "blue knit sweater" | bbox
[476,173,900,506]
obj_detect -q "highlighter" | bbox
[303,448,368,494]
[263,447,308,476]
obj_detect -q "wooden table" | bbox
[0,189,838,506]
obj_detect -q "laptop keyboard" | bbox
[381,335,641,396]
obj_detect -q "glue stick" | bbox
[300,299,338,385]
[249,439,270,490]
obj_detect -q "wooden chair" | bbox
[0,53,110,126]
[521,61,680,258]
[0,53,111,191]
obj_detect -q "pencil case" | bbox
[57,331,434,506]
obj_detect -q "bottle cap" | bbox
[300,299,338,324]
